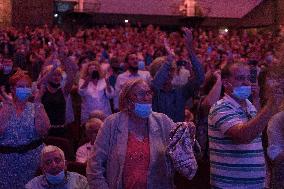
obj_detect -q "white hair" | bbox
[40,145,65,166]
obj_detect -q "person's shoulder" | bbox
[117,71,129,78]
[104,112,123,122]
[25,175,45,188]
[269,111,284,128]
[67,171,88,186]
[151,112,174,123]
[138,70,151,76]
[209,97,233,116]
[101,112,127,129]
[68,171,87,178]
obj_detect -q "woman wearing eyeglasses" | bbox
[87,78,197,189]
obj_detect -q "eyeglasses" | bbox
[133,90,153,99]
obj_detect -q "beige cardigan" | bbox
[87,111,176,189]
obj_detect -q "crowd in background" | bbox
[0,23,283,189]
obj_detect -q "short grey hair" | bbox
[40,145,65,166]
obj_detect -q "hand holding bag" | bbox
[166,122,198,180]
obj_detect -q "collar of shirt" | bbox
[124,70,137,77]
[223,94,257,117]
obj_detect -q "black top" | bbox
[0,70,15,93]
[42,88,66,125]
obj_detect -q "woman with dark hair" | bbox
[0,70,50,188]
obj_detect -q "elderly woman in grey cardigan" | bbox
[87,78,197,189]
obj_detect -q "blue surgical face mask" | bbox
[46,170,65,185]
[134,103,152,118]
[138,60,145,70]
[233,86,251,100]
[15,87,32,101]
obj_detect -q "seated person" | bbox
[25,145,89,189]
[76,118,103,164]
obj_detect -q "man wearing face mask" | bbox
[0,55,15,94]
[208,63,279,189]
[114,53,152,111]
[25,145,89,189]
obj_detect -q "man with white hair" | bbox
[25,145,89,189]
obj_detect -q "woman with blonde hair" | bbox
[78,61,114,124]
[0,70,50,188]
[38,57,78,137]
[87,78,197,189]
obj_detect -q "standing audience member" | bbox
[152,28,204,122]
[25,145,89,189]
[208,63,278,188]
[79,62,114,124]
[38,56,78,137]
[87,79,197,189]
[114,52,152,111]
[0,71,50,188]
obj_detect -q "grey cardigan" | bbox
[87,111,176,189]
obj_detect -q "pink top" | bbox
[123,132,150,189]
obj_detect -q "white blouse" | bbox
[78,78,114,124]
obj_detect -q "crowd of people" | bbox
[0,23,283,189]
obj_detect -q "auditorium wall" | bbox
[11,0,53,28]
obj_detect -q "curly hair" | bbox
[80,61,105,79]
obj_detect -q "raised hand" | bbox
[0,86,12,104]
[34,84,46,103]
[164,38,175,56]
[213,70,221,80]
[164,37,175,62]
[182,27,194,52]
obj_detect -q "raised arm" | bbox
[201,70,222,112]
[183,27,205,86]
[62,56,79,95]
[225,95,278,144]
[37,58,60,87]
[34,103,51,137]
[181,28,205,98]
[151,38,175,90]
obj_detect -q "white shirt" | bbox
[114,70,152,109]
[76,142,94,164]
[78,78,114,124]
[172,67,191,87]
